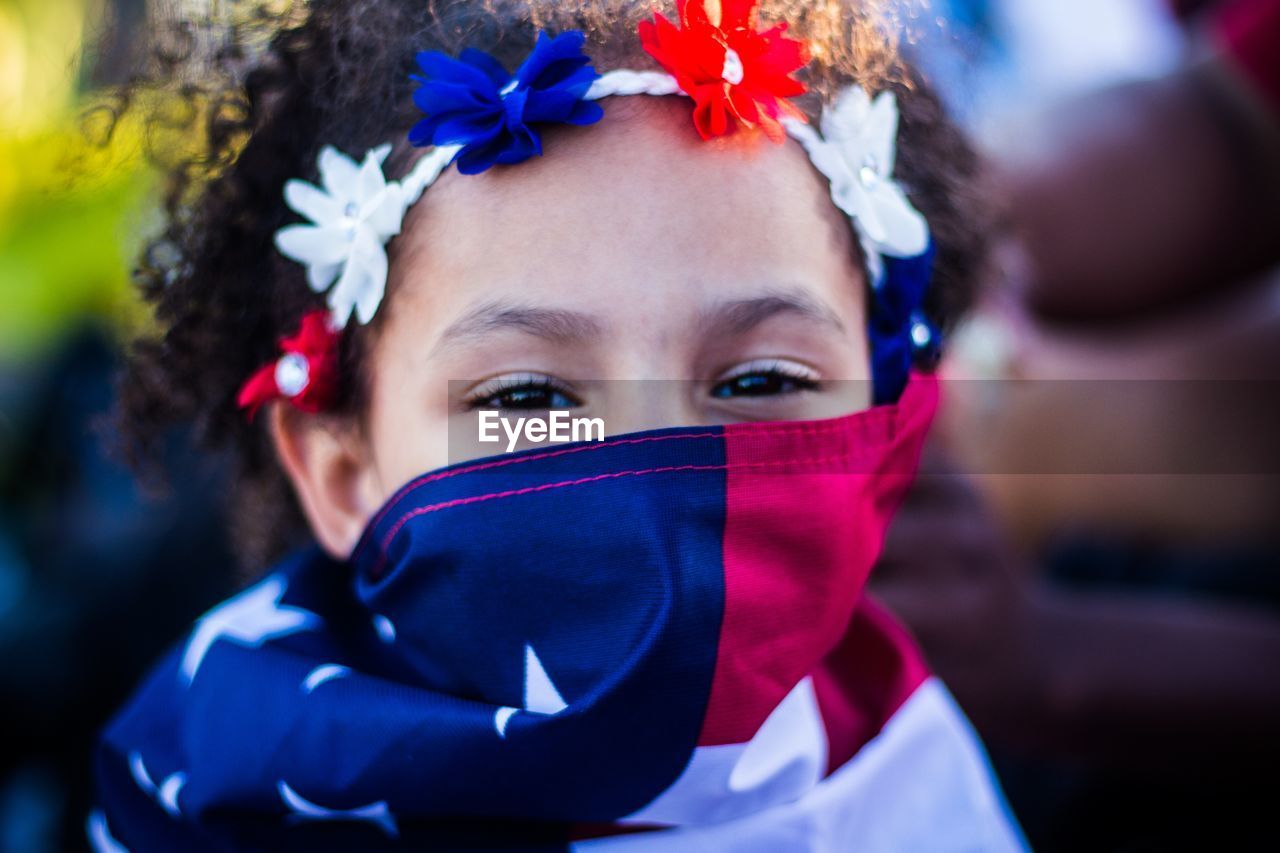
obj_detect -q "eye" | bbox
[467,374,582,410]
[710,360,821,399]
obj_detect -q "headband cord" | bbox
[244,12,936,415]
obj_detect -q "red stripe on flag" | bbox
[698,376,938,746]
[812,596,931,776]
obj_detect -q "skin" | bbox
[1003,59,1280,323]
[874,447,1280,775]
[272,97,873,558]
[875,45,1280,815]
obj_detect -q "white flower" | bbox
[274,144,408,326]
[784,87,929,284]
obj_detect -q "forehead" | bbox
[384,96,864,336]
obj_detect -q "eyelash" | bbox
[709,360,821,400]
[467,362,820,412]
[466,374,582,411]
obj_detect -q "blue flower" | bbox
[409,30,604,175]
[869,242,937,405]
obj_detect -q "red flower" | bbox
[237,310,341,419]
[639,0,809,142]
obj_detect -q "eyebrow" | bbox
[701,288,847,338]
[432,299,606,356]
[432,286,845,358]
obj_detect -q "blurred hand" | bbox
[871,443,1047,744]
[873,442,1280,765]
[1000,60,1280,323]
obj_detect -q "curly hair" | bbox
[112,0,991,569]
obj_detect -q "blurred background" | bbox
[1,0,1277,850]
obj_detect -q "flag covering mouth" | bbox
[93,373,1023,851]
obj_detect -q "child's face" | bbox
[278,99,872,555]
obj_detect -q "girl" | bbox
[97,0,1021,849]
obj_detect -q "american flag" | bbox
[92,375,1024,850]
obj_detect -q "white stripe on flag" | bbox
[618,676,828,827]
[576,678,1027,852]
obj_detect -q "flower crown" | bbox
[241,0,936,417]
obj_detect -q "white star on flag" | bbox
[180,574,320,684]
[278,780,399,838]
[494,643,568,737]
[157,772,187,818]
[87,811,127,853]
[127,751,187,819]
[301,663,351,694]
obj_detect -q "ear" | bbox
[269,403,383,560]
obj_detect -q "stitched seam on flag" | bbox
[370,451,894,577]
[358,432,722,546]
[366,412,896,532]
[360,410,900,553]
